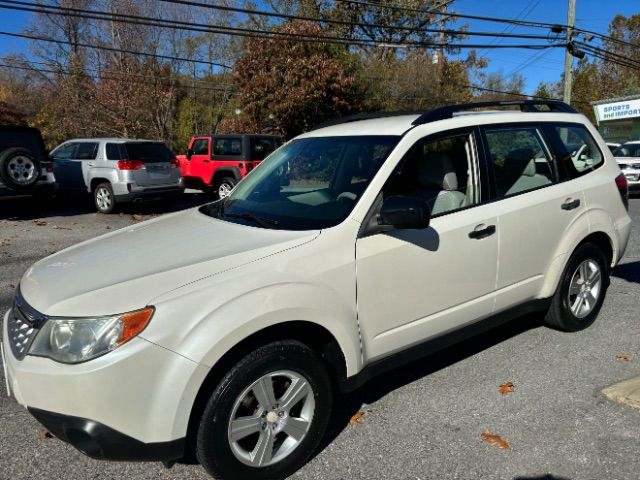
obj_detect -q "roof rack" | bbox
[411,99,577,125]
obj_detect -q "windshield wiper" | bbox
[223,212,280,228]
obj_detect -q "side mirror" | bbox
[379,195,431,230]
[186,148,193,160]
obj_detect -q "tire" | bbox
[544,242,610,332]
[0,147,41,189]
[212,176,237,200]
[94,182,116,214]
[196,340,332,480]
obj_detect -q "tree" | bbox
[233,20,362,138]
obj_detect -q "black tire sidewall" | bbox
[0,147,41,189]
[553,243,609,331]
[197,341,332,480]
[94,182,115,214]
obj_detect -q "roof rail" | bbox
[310,110,425,131]
[411,100,577,126]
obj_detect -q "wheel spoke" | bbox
[279,377,310,412]
[251,427,275,466]
[230,415,263,442]
[587,290,598,305]
[569,281,582,296]
[571,295,584,316]
[588,268,601,286]
[282,416,310,441]
[253,376,277,409]
[579,262,589,282]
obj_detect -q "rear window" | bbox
[250,137,281,160]
[124,142,174,163]
[613,144,640,158]
[0,130,46,160]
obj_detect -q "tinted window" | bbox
[106,143,124,160]
[250,137,280,160]
[485,127,554,198]
[214,138,243,156]
[192,139,209,155]
[554,126,603,173]
[51,143,76,160]
[613,144,640,157]
[74,142,98,160]
[201,136,399,230]
[124,142,174,163]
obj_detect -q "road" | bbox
[0,194,639,480]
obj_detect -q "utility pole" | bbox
[563,0,576,104]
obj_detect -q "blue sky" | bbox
[0,0,637,94]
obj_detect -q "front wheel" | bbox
[196,340,332,480]
[544,242,610,332]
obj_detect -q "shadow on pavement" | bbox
[0,191,210,220]
[612,260,640,284]
[317,313,544,458]
[513,475,571,480]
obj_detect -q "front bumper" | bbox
[2,308,209,461]
[28,407,185,461]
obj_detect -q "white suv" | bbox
[2,101,631,480]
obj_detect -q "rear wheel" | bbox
[213,176,237,200]
[196,341,332,480]
[0,147,40,189]
[94,182,116,214]
[544,242,609,332]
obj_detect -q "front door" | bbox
[356,128,499,361]
[52,142,84,190]
[188,137,212,183]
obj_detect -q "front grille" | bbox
[7,291,46,361]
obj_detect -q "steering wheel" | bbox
[336,192,357,204]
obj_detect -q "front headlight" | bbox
[29,307,154,364]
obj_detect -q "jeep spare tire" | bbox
[0,147,41,189]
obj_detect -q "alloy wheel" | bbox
[567,259,602,319]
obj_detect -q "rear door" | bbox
[124,142,181,186]
[479,123,587,312]
[187,137,212,181]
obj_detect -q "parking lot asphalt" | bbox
[1,194,639,480]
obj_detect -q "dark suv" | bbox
[0,125,54,196]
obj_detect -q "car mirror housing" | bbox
[379,195,431,230]
[186,148,193,160]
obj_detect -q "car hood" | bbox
[19,208,319,316]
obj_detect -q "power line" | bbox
[0,0,561,50]
[158,0,555,41]
[0,30,232,69]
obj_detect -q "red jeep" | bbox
[177,134,283,198]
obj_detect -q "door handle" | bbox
[87,163,95,167]
[468,224,496,239]
[561,198,581,210]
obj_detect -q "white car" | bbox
[2,100,632,480]
[612,141,640,194]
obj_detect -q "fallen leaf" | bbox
[481,430,510,449]
[38,429,53,440]
[349,411,365,425]
[33,219,47,226]
[105,225,111,230]
[8,284,15,289]
[131,214,144,222]
[616,355,632,362]
[498,382,515,395]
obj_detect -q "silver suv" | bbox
[51,139,184,213]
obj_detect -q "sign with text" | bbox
[594,98,640,123]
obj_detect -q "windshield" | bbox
[613,144,640,158]
[200,135,399,230]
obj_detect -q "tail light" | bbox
[44,162,53,173]
[117,159,145,170]
[170,157,180,168]
[615,173,629,210]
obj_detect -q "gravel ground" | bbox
[0,193,639,480]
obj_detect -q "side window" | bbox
[192,139,209,155]
[75,142,98,160]
[213,138,243,156]
[384,132,477,217]
[484,127,554,198]
[554,125,604,174]
[51,143,76,161]
[106,143,123,160]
